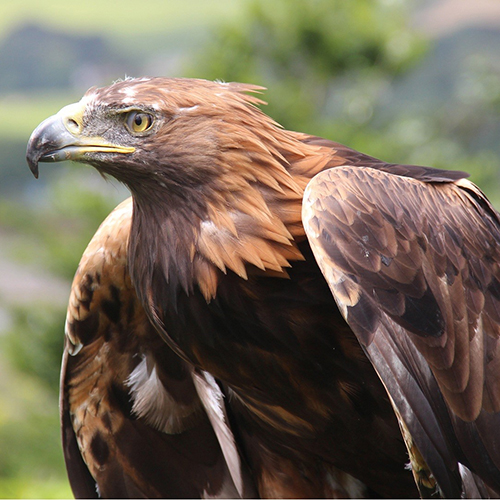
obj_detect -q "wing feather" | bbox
[303,165,500,496]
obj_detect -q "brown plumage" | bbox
[62,197,257,498]
[26,77,500,498]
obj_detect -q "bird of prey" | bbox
[26,77,500,498]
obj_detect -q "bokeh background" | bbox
[0,0,500,497]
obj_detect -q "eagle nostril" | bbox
[66,118,81,134]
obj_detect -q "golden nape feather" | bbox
[27,77,500,498]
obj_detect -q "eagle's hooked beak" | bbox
[26,101,135,178]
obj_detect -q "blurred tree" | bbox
[188,0,426,150]
[0,23,127,93]
[187,0,500,200]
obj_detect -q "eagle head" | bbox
[27,77,307,299]
[26,77,271,200]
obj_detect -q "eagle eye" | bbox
[125,111,154,134]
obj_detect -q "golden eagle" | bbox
[27,78,500,498]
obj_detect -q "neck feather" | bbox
[128,125,340,305]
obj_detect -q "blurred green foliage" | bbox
[188,0,500,201]
[189,0,426,134]
[0,169,121,497]
[1,0,499,498]
[0,171,120,279]
[0,318,70,498]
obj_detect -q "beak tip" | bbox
[26,112,69,180]
[26,148,40,179]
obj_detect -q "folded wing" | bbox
[303,165,500,497]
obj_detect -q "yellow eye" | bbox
[126,111,154,134]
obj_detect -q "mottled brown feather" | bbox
[62,198,256,498]
[304,166,500,495]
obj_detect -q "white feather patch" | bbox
[64,318,83,356]
[178,105,199,114]
[126,354,200,434]
[119,86,138,97]
[192,371,245,498]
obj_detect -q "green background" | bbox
[0,0,499,497]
